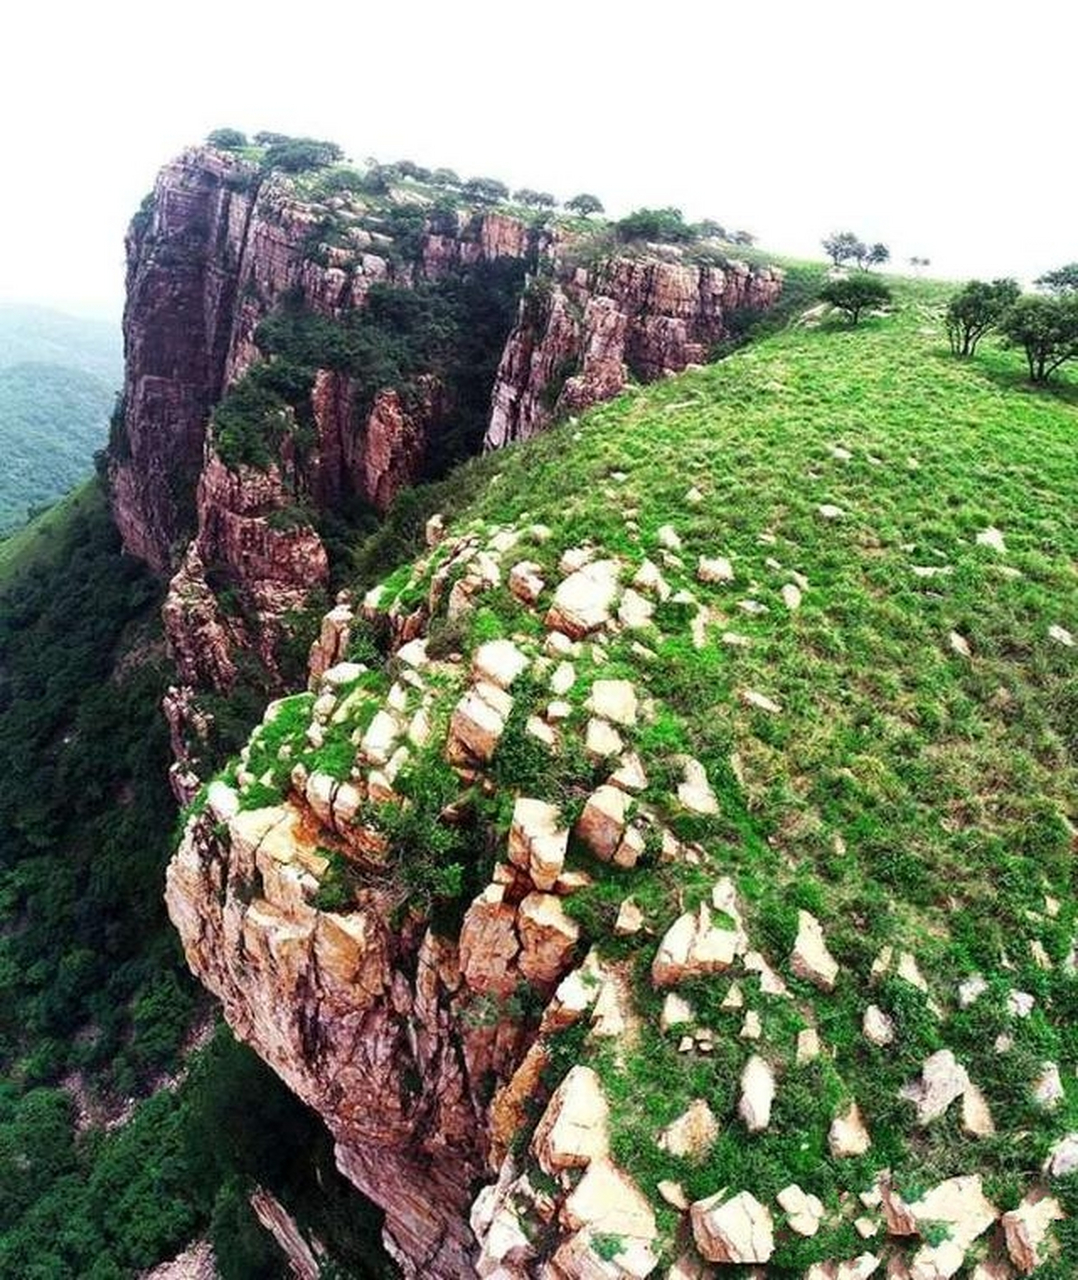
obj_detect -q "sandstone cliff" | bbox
[486,254,783,450]
[168,506,1071,1278]
[109,147,782,717]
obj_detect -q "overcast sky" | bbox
[4,0,1075,319]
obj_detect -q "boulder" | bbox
[509,797,569,891]
[829,1101,871,1157]
[586,718,624,759]
[738,1054,776,1132]
[790,910,839,990]
[1002,1190,1064,1275]
[532,1064,609,1174]
[614,898,645,936]
[677,757,719,815]
[561,1157,657,1243]
[449,683,512,762]
[697,556,734,584]
[545,560,620,638]
[863,1004,895,1047]
[509,560,545,604]
[690,1190,774,1265]
[658,1099,719,1159]
[576,785,629,862]
[458,884,521,997]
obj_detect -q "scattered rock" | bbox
[962,1082,996,1137]
[658,1179,690,1211]
[777,1184,824,1237]
[575,785,629,862]
[1048,624,1074,647]
[614,898,645,936]
[449,683,511,762]
[781,583,803,610]
[586,679,638,726]
[509,798,569,892]
[819,504,845,520]
[1045,1132,1078,1177]
[738,1054,776,1132]
[901,1050,971,1124]
[473,639,528,689]
[741,688,782,715]
[740,1010,762,1040]
[610,752,648,793]
[657,525,682,552]
[958,974,988,1007]
[829,1101,871,1157]
[976,527,1007,554]
[1007,990,1035,1018]
[632,560,671,601]
[660,993,694,1032]
[697,555,734,585]
[1033,1062,1064,1110]
[658,1099,719,1159]
[691,1190,774,1265]
[652,903,742,987]
[950,631,972,658]
[618,588,655,629]
[508,560,545,604]
[685,487,704,505]
[1002,1190,1064,1275]
[561,1156,657,1244]
[790,910,839,991]
[545,560,620,638]
[531,1065,609,1174]
[677,757,719,815]
[585,718,623,759]
[863,1004,895,1047]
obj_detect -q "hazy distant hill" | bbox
[0,305,122,531]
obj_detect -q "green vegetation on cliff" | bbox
[284,274,1078,1271]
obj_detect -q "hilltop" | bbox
[171,275,1078,1276]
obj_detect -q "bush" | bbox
[206,128,247,150]
[261,137,343,173]
[616,207,692,243]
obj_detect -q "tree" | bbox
[206,128,247,150]
[462,176,509,204]
[565,193,604,217]
[944,278,1020,357]
[729,229,757,247]
[866,242,890,269]
[908,256,931,271]
[819,273,892,325]
[1035,263,1078,295]
[429,167,461,187]
[261,137,343,172]
[616,207,691,243]
[695,218,728,240]
[513,188,556,208]
[822,231,866,267]
[1000,295,1078,383]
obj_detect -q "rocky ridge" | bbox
[168,496,1072,1277]
[108,146,781,799]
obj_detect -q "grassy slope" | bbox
[352,275,1078,1269]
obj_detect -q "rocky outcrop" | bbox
[485,253,783,449]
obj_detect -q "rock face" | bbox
[485,253,783,449]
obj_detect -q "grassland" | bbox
[342,274,1078,1270]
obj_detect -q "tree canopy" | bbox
[820,273,892,325]
[945,279,1020,358]
[1000,294,1078,383]
[565,193,604,217]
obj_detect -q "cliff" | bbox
[165,275,1078,1275]
[108,147,782,721]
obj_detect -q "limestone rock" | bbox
[741,688,782,714]
[517,892,580,989]
[459,884,520,997]
[1045,1132,1078,1177]
[829,1101,871,1157]
[690,1189,774,1265]
[777,1184,824,1237]
[797,1028,821,1064]
[863,1005,895,1047]
[509,798,569,892]
[586,718,624,759]
[697,555,734,584]
[976,526,1006,553]
[652,903,742,987]
[900,1050,970,1123]
[658,1099,719,1159]
[614,899,645,936]
[790,910,839,990]
[1001,1190,1064,1275]
[660,993,694,1031]
[561,1157,657,1243]
[677,757,719,815]
[586,679,638,726]
[532,1064,610,1174]
[473,639,528,689]
[738,1054,776,1132]
[657,525,682,551]
[1033,1061,1065,1109]
[618,588,655,629]
[509,560,545,604]
[577,781,633,860]
[781,582,803,610]
[545,560,620,638]
[449,683,512,762]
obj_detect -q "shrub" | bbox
[206,128,247,150]
[616,207,692,243]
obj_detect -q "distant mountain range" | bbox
[0,304,122,531]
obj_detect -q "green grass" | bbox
[335,275,1078,1266]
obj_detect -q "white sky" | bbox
[3,0,1076,319]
